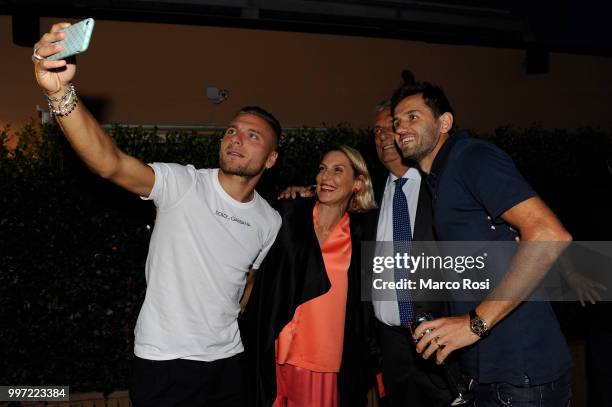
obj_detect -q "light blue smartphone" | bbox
[47,18,95,61]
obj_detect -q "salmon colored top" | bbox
[275,202,352,373]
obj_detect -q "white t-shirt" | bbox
[135,164,281,361]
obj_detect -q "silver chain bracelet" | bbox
[45,83,78,117]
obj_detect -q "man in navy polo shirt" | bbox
[390,73,573,406]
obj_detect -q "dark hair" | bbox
[390,70,454,123]
[237,106,282,148]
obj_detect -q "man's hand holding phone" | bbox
[32,22,77,98]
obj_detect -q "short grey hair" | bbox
[375,98,391,113]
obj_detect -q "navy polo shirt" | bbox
[426,131,572,385]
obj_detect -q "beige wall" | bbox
[1,15,612,133]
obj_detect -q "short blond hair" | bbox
[325,145,377,213]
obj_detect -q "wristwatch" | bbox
[469,309,489,338]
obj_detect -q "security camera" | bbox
[206,86,230,104]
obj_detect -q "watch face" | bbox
[471,318,486,336]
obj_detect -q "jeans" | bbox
[472,369,572,407]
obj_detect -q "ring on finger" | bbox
[32,46,44,62]
[420,327,434,339]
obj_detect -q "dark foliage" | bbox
[1,122,610,392]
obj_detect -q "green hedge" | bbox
[1,122,611,393]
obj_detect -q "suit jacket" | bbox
[240,197,371,407]
[362,168,434,241]
[360,171,458,407]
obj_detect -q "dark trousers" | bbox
[471,369,572,407]
[377,321,457,407]
[129,353,247,407]
[586,303,612,407]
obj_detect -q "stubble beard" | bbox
[400,131,438,164]
[219,155,265,180]
[399,142,426,163]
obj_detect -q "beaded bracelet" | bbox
[46,83,78,117]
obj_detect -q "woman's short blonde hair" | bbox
[325,145,377,213]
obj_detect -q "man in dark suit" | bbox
[363,101,456,407]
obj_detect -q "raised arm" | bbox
[33,23,154,197]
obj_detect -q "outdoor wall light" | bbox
[206,86,230,104]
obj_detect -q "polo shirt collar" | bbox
[427,130,470,193]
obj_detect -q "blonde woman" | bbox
[241,145,377,407]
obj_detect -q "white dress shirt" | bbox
[372,167,421,326]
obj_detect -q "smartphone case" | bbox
[47,18,95,61]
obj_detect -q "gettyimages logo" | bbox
[371,251,490,292]
[372,252,488,274]
[361,241,612,302]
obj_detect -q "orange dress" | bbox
[276,203,352,372]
